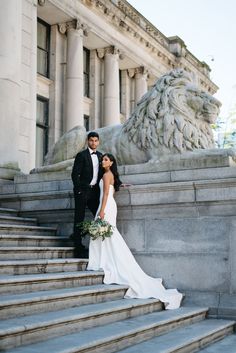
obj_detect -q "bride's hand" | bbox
[99,210,105,219]
[121,183,132,187]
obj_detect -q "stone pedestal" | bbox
[0,0,21,179]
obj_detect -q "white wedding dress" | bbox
[87,180,183,309]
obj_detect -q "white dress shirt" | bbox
[88,147,99,186]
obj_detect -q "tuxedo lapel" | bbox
[86,149,93,177]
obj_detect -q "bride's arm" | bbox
[99,173,111,219]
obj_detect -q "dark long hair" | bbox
[102,153,122,192]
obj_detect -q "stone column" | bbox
[134,67,148,104]
[59,20,87,131]
[0,0,21,179]
[98,46,120,126]
[28,0,37,172]
[120,70,130,120]
[89,49,100,129]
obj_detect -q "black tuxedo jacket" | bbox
[71,148,103,193]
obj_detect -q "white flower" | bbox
[79,218,113,241]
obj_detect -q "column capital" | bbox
[135,66,148,76]
[58,19,89,36]
[38,0,46,6]
[97,46,120,59]
[128,66,148,78]
[127,68,135,78]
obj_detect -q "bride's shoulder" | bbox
[103,171,114,184]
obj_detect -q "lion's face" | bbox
[185,86,221,124]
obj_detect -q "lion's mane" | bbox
[123,69,221,153]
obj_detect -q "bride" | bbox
[87,153,183,309]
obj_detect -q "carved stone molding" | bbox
[58,19,89,36]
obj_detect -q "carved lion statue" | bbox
[31,69,221,173]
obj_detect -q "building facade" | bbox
[0,0,218,177]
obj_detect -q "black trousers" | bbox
[73,186,100,248]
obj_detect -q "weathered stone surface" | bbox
[134,252,229,292]
[229,219,236,293]
[0,163,21,181]
[145,217,229,253]
[117,220,145,252]
[129,183,195,205]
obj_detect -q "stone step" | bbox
[0,298,162,350]
[0,270,103,294]
[1,307,208,353]
[0,207,18,217]
[0,258,87,275]
[0,246,74,260]
[0,215,37,226]
[0,234,72,247]
[0,284,129,319]
[198,332,236,352]
[116,318,235,353]
[0,224,57,236]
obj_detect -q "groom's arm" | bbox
[71,152,84,192]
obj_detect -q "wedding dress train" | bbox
[87,180,183,309]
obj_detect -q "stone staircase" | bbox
[0,207,235,353]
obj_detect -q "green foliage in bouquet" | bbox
[78,218,114,241]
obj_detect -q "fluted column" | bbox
[0,0,21,178]
[134,67,148,104]
[98,46,120,126]
[59,20,87,131]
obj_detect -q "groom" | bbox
[71,131,103,258]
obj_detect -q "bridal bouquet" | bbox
[78,218,113,241]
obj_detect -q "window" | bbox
[37,18,50,77]
[84,115,90,131]
[83,48,90,97]
[36,97,49,167]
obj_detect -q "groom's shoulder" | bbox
[76,148,88,157]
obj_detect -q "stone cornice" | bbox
[50,0,217,93]
[80,1,214,80]
[84,0,218,92]
[80,0,175,66]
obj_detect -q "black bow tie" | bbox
[91,151,97,155]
